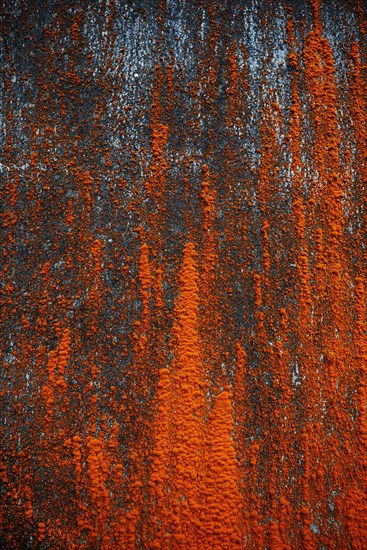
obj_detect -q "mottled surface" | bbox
[1,0,367,548]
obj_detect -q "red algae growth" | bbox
[1,0,367,548]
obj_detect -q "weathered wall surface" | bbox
[1,0,367,548]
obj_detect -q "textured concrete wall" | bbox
[1,0,367,548]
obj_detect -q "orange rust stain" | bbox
[138,242,151,320]
[41,328,71,421]
[169,241,205,547]
[200,387,243,548]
